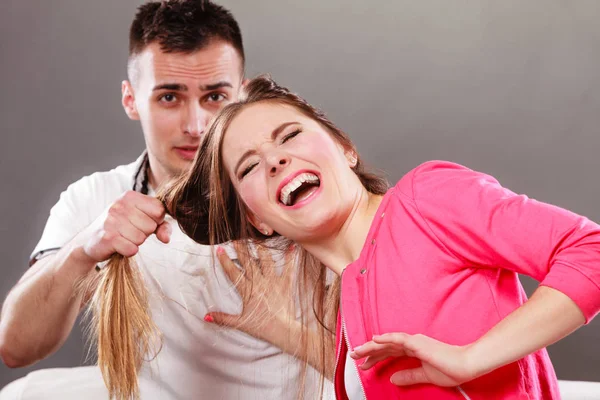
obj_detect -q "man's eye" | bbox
[240,162,257,178]
[207,93,226,102]
[282,129,301,143]
[159,94,177,103]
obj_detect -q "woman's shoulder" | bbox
[393,160,479,199]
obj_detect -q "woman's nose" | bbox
[268,155,290,176]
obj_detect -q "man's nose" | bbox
[183,103,208,137]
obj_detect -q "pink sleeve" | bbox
[407,160,600,323]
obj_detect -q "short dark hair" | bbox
[129,0,244,66]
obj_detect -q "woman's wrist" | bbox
[265,318,304,355]
[462,341,491,381]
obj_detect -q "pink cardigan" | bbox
[334,161,600,399]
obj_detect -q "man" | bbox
[0,1,324,399]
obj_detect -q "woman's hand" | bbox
[350,333,477,387]
[206,243,299,349]
[207,243,335,378]
[350,287,587,388]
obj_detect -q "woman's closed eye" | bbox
[238,129,301,180]
[281,129,302,143]
[240,162,258,179]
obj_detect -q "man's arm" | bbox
[0,191,170,368]
[0,243,97,367]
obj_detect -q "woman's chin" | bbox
[282,215,341,243]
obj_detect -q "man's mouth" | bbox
[174,146,199,160]
[278,172,321,207]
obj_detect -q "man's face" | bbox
[122,40,244,184]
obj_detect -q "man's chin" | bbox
[169,158,194,176]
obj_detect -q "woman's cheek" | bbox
[239,181,269,220]
[297,134,341,164]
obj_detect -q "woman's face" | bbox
[221,101,361,242]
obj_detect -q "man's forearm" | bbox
[0,243,97,367]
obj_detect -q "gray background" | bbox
[1,0,599,389]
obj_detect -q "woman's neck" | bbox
[301,189,384,276]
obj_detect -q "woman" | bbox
[162,76,600,399]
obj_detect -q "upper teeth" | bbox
[280,173,320,206]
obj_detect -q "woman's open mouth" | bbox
[278,172,321,207]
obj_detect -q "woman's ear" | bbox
[345,149,358,168]
[247,211,273,236]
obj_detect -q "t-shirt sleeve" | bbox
[30,173,113,265]
[405,160,600,323]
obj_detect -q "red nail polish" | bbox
[216,246,224,255]
[204,314,214,323]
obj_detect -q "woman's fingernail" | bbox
[216,246,225,255]
[204,314,214,323]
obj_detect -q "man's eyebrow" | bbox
[200,81,233,91]
[152,83,188,91]
[152,81,233,92]
[234,122,300,176]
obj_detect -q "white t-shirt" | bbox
[344,353,365,400]
[30,154,330,400]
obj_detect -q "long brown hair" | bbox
[161,75,389,396]
[78,254,161,400]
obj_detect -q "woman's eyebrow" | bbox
[234,121,300,174]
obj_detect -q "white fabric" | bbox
[3,372,598,400]
[20,154,326,400]
[0,366,335,400]
[0,377,25,400]
[0,367,108,400]
[344,352,364,400]
[558,380,600,400]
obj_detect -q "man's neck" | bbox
[146,154,169,191]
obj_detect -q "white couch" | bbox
[558,380,600,400]
[1,369,600,400]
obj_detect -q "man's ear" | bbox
[122,80,140,121]
[247,210,273,236]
